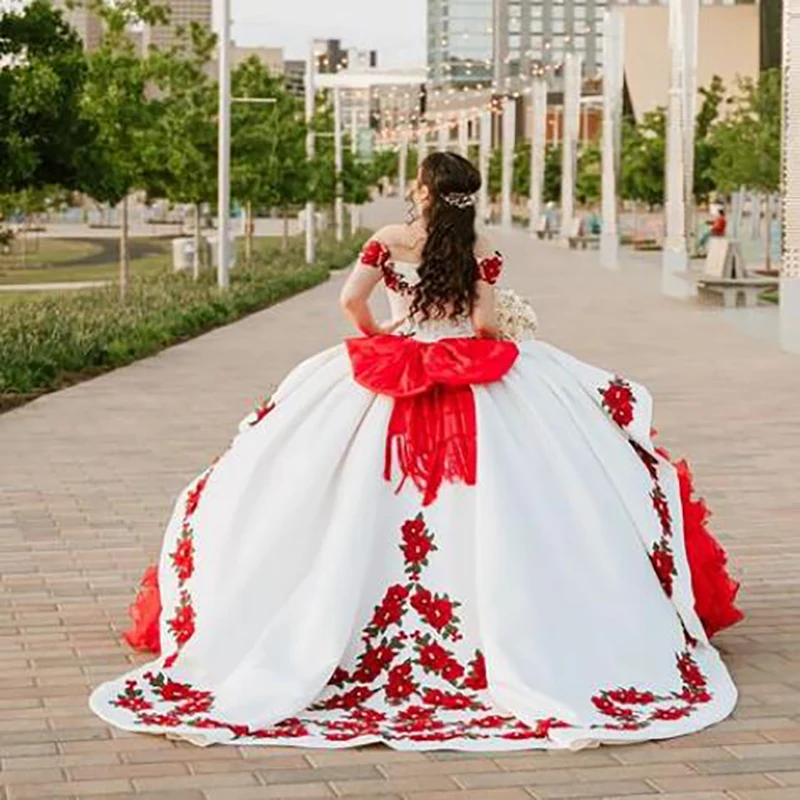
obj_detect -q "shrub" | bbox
[0,232,367,409]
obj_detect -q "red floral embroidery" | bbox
[401,514,437,579]
[167,591,195,645]
[650,543,676,597]
[478,252,504,284]
[185,474,209,518]
[250,399,275,426]
[360,239,391,269]
[170,526,194,585]
[110,512,711,746]
[600,377,636,428]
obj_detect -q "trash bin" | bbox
[207,234,237,270]
[172,237,194,272]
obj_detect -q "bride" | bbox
[89,152,742,750]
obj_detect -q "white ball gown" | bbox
[89,240,743,750]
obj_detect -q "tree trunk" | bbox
[282,209,289,252]
[120,195,130,301]
[193,202,202,280]
[245,201,254,265]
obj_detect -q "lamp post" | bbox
[500,95,516,231]
[529,74,547,237]
[304,42,317,264]
[216,0,231,288]
[560,50,582,246]
[333,87,344,243]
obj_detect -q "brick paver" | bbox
[1,201,799,798]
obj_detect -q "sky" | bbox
[227,0,427,68]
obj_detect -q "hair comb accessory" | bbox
[442,192,476,210]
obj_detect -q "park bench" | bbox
[567,218,600,250]
[685,238,778,308]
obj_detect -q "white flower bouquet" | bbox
[495,288,538,342]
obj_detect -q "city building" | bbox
[142,0,212,52]
[619,2,760,117]
[283,60,307,96]
[53,0,103,52]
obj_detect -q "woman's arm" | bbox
[472,245,503,339]
[339,262,385,336]
[471,279,500,339]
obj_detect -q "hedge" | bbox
[0,233,367,410]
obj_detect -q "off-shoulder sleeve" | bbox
[477,251,504,285]
[359,239,391,269]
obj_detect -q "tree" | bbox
[231,58,308,256]
[620,110,666,209]
[543,144,562,204]
[576,144,601,207]
[78,0,169,298]
[694,75,726,204]
[710,69,781,266]
[0,0,90,194]
[147,23,217,278]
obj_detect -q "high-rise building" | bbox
[142,0,212,52]
[53,0,104,52]
[427,0,606,89]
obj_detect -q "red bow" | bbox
[347,336,519,505]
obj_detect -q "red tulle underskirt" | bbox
[124,451,743,656]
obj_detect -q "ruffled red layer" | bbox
[123,565,161,654]
[657,447,744,638]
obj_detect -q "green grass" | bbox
[0,232,367,412]
[0,237,172,285]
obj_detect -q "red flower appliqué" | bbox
[170,527,194,585]
[249,399,275,427]
[167,592,195,646]
[478,252,504,285]
[400,515,437,578]
[600,377,636,428]
[650,543,676,597]
[360,239,391,269]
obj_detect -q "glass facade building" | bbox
[428,0,607,88]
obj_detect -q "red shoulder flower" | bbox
[360,239,391,269]
[478,252,504,285]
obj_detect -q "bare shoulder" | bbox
[474,234,496,260]
[373,224,408,247]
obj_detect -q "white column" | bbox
[529,76,547,236]
[216,0,231,287]
[780,0,800,353]
[682,0,699,253]
[350,105,360,236]
[750,192,762,239]
[458,110,469,157]
[600,9,624,268]
[661,0,698,296]
[304,44,316,264]
[398,128,409,202]
[479,109,492,224]
[333,87,344,243]
[560,51,582,246]
[501,96,516,231]
[437,114,449,152]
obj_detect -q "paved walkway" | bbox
[1,202,799,799]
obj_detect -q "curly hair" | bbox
[410,152,482,322]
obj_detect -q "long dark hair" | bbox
[410,152,482,322]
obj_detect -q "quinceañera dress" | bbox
[89,240,743,750]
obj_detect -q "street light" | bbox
[217,0,232,289]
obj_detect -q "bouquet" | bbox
[495,288,538,342]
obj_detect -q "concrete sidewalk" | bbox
[1,204,799,799]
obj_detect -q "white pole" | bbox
[501,96,516,231]
[350,105,359,236]
[479,108,491,224]
[600,10,624,268]
[780,0,800,353]
[437,114,449,152]
[399,128,409,202]
[683,0,699,255]
[216,0,231,288]
[417,122,429,164]
[662,0,696,296]
[333,87,344,243]
[750,191,762,239]
[458,110,469,157]
[304,44,316,264]
[529,76,547,236]
[560,51,582,246]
